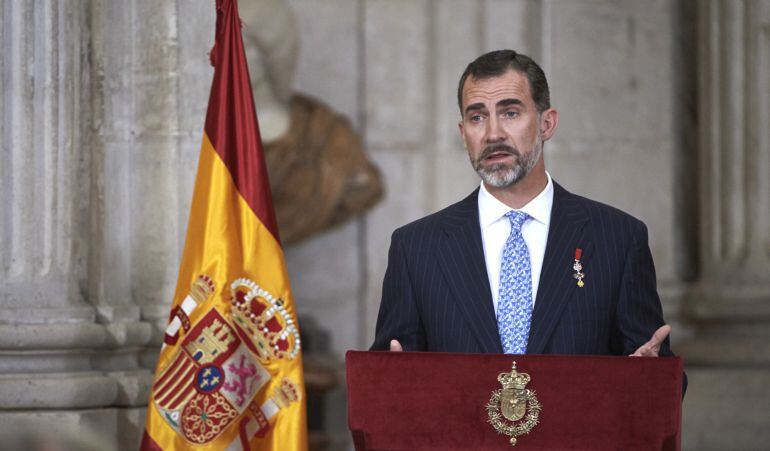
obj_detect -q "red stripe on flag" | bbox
[153,355,194,397]
[152,353,189,392]
[157,366,197,410]
[204,0,280,241]
[140,430,164,451]
[154,357,196,407]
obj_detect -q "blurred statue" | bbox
[239,0,383,245]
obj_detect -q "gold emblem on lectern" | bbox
[486,362,542,447]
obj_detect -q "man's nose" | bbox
[485,116,505,142]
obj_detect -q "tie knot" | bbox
[505,210,529,233]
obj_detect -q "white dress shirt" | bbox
[478,172,554,314]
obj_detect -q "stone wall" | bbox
[1,1,768,450]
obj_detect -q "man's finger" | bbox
[630,325,671,357]
[390,339,403,352]
[650,324,671,346]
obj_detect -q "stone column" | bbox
[87,0,189,443]
[680,1,770,449]
[0,0,112,403]
[0,0,91,323]
[88,0,184,334]
[0,2,152,448]
[129,0,185,335]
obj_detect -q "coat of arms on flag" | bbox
[151,287,300,446]
[141,0,307,449]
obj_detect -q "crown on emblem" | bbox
[229,278,301,361]
[272,378,300,408]
[498,362,531,390]
[189,275,216,304]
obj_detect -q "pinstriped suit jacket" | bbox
[371,182,674,358]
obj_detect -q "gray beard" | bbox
[473,138,542,189]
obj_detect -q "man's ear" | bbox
[458,120,466,144]
[539,108,559,141]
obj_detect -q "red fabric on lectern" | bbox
[346,352,682,450]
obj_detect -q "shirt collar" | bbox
[478,171,554,229]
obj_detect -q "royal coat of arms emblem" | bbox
[486,361,542,446]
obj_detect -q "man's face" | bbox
[458,70,548,189]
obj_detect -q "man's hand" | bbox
[630,325,671,357]
[390,339,403,352]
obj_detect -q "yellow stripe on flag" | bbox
[143,133,306,450]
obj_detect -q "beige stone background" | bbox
[1,0,769,450]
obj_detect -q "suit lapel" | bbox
[527,183,590,354]
[436,189,503,353]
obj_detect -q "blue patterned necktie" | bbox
[497,210,533,354]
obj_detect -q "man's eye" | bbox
[503,111,518,118]
[470,114,483,122]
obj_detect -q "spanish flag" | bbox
[141,0,307,449]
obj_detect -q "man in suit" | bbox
[371,50,675,360]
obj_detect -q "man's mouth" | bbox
[485,151,511,161]
[480,145,518,162]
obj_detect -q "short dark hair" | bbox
[457,49,551,115]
